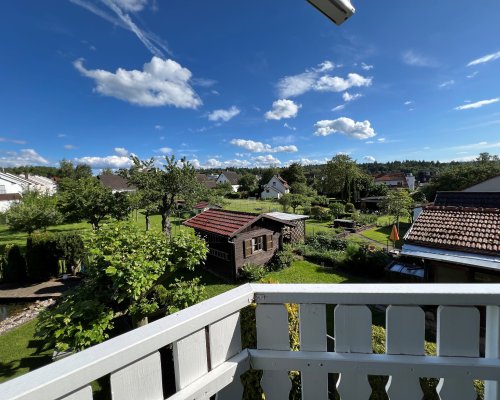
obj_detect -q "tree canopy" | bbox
[127,156,203,237]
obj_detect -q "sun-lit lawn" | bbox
[266,259,359,284]
[360,222,411,248]
[224,198,281,214]
[0,319,52,384]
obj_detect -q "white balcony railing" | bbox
[2,283,500,400]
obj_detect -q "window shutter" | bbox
[244,239,253,258]
[265,234,273,251]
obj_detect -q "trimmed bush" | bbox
[26,232,85,281]
[239,263,267,282]
[268,246,295,271]
[310,206,330,221]
[345,202,355,213]
[1,244,27,283]
[305,231,348,251]
[343,242,390,278]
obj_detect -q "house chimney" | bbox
[25,172,29,180]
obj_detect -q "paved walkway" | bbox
[0,277,80,300]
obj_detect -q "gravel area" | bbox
[0,299,55,335]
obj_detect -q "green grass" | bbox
[360,222,411,248]
[224,198,280,214]
[266,259,359,284]
[0,319,52,384]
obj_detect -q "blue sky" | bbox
[1,0,500,170]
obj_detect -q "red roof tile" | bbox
[405,206,500,256]
[183,209,258,237]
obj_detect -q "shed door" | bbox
[265,234,273,250]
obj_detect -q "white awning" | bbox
[401,244,500,271]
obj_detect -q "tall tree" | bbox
[57,177,130,229]
[238,173,258,193]
[128,156,203,237]
[258,167,279,188]
[5,191,62,234]
[281,162,306,186]
[323,154,364,202]
[382,190,413,230]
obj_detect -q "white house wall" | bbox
[0,176,25,195]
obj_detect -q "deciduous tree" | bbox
[382,189,413,230]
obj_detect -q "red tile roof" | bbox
[183,209,258,237]
[405,206,500,255]
[193,201,221,210]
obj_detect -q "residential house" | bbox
[97,174,136,193]
[197,173,217,190]
[21,174,57,195]
[183,209,295,280]
[401,191,500,283]
[0,172,32,195]
[374,172,415,191]
[0,193,22,213]
[261,175,290,199]
[216,171,240,192]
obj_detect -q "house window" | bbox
[252,236,264,253]
[273,181,276,186]
[0,185,6,194]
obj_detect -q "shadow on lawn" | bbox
[0,338,51,382]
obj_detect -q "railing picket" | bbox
[385,305,424,400]
[486,305,500,400]
[436,306,479,400]
[110,352,163,400]
[299,304,327,399]
[173,329,208,391]
[256,304,291,400]
[335,305,372,400]
[209,312,243,400]
[61,386,93,400]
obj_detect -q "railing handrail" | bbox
[0,284,254,400]
[251,283,500,305]
[3,283,500,400]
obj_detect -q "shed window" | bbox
[0,185,5,194]
[252,236,264,252]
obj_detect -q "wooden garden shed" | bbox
[183,209,295,280]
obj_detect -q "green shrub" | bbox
[345,202,355,213]
[26,232,85,281]
[295,244,345,267]
[342,243,390,278]
[268,247,295,271]
[310,206,330,221]
[1,244,27,283]
[305,231,348,251]
[239,263,267,282]
[352,212,377,226]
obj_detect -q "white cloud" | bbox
[283,123,296,131]
[314,117,376,140]
[277,71,317,97]
[253,155,281,167]
[438,80,455,88]
[314,73,372,92]
[265,99,300,120]
[342,92,363,102]
[74,155,133,169]
[57,134,67,138]
[230,139,298,153]
[361,62,374,71]
[467,51,500,67]
[284,157,328,166]
[451,141,500,151]
[207,106,240,122]
[402,50,438,67]
[0,149,49,167]
[74,57,202,108]
[0,137,27,145]
[192,78,217,88]
[70,0,170,57]
[332,104,346,112]
[271,135,295,144]
[454,98,499,110]
[111,0,148,12]
[467,71,479,79]
[404,100,413,105]
[191,158,251,169]
[363,155,376,162]
[276,61,370,98]
[156,147,173,154]
[154,124,163,130]
[64,144,77,150]
[114,147,129,156]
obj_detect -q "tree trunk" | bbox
[145,211,150,231]
[132,315,148,328]
[162,210,172,238]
